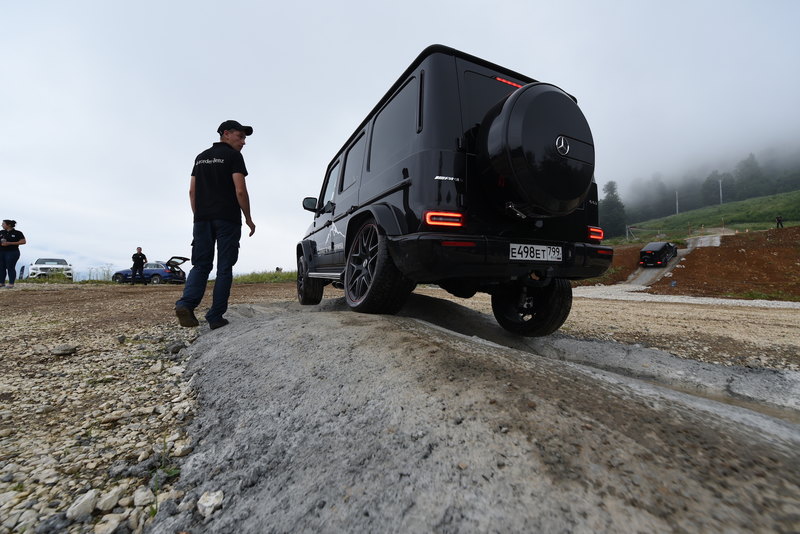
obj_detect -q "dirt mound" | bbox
[584,227,800,300]
[649,226,800,299]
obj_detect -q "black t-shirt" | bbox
[132,253,147,268]
[0,229,24,251]
[191,142,248,223]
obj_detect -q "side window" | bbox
[341,134,366,192]
[369,77,419,172]
[319,161,340,211]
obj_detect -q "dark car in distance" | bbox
[296,45,612,336]
[639,242,678,268]
[112,257,188,284]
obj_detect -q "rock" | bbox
[132,486,155,507]
[93,512,126,534]
[172,439,194,457]
[50,344,78,356]
[197,490,224,518]
[16,509,39,532]
[167,341,186,354]
[95,485,125,511]
[166,365,185,376]
[32,511,71,533]
[0,490,17,506]
[66,489,99,520]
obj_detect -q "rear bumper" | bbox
[388,232,613,283]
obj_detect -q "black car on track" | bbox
[639,242,678,268]
[296,45,612,336]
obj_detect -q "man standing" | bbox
[175,120,256,330]
[131,247,147,284]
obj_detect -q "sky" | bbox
[3,0,799,279]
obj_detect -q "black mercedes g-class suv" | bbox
[297,45,612,336]
[639,242,678,267]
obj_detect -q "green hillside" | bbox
[625,190,799,239]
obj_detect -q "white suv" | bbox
[28,258,74,280]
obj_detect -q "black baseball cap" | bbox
[217,120,253,136]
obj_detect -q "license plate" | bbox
[509,243,562,262]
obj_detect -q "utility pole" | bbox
[675,190,679,215]
[718,179,723,204]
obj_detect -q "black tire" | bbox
[344,219,415,314]
[297,254,324,305]
[150,275,162,285]
[491,279,572,337]
[112,274,124,283]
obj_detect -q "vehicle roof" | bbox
[640,242,670,250]
[330,44,542,166]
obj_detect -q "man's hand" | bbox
[246,218,256,237]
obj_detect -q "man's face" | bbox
[222,129,247,152]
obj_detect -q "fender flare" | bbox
[344,203,407,255]
[365,203,407,236]
[297,240,319,271]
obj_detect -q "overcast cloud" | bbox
[2,0,798,278]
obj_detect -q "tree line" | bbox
[598,152,800,237]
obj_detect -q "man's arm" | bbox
[233,172,256,236]
[189,176,196,214]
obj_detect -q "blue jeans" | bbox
[0,249,20,285]
[176,219,241,322]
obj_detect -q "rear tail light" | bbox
[424,211,464,227]
[588,226,604,241]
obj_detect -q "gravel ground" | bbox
[1,282,799,533]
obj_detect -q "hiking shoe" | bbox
[208,318,229,330]
[175,306,199,327]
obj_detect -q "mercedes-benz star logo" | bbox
[555,135,570,156]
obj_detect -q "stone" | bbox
[132,486,155,507]
[66,489,99,520]
[16,509,39,531]
[167,341,186,354]
[50,344,78,356]
[172,439,194,457]
[31,511,71,533]
[96,485,125,511]
[94,512,126,534]
[197,490,224,518]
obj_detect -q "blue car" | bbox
[112,256,189,284]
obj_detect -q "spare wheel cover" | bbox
[484,83,595,216]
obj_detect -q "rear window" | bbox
[461,71,520,131]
